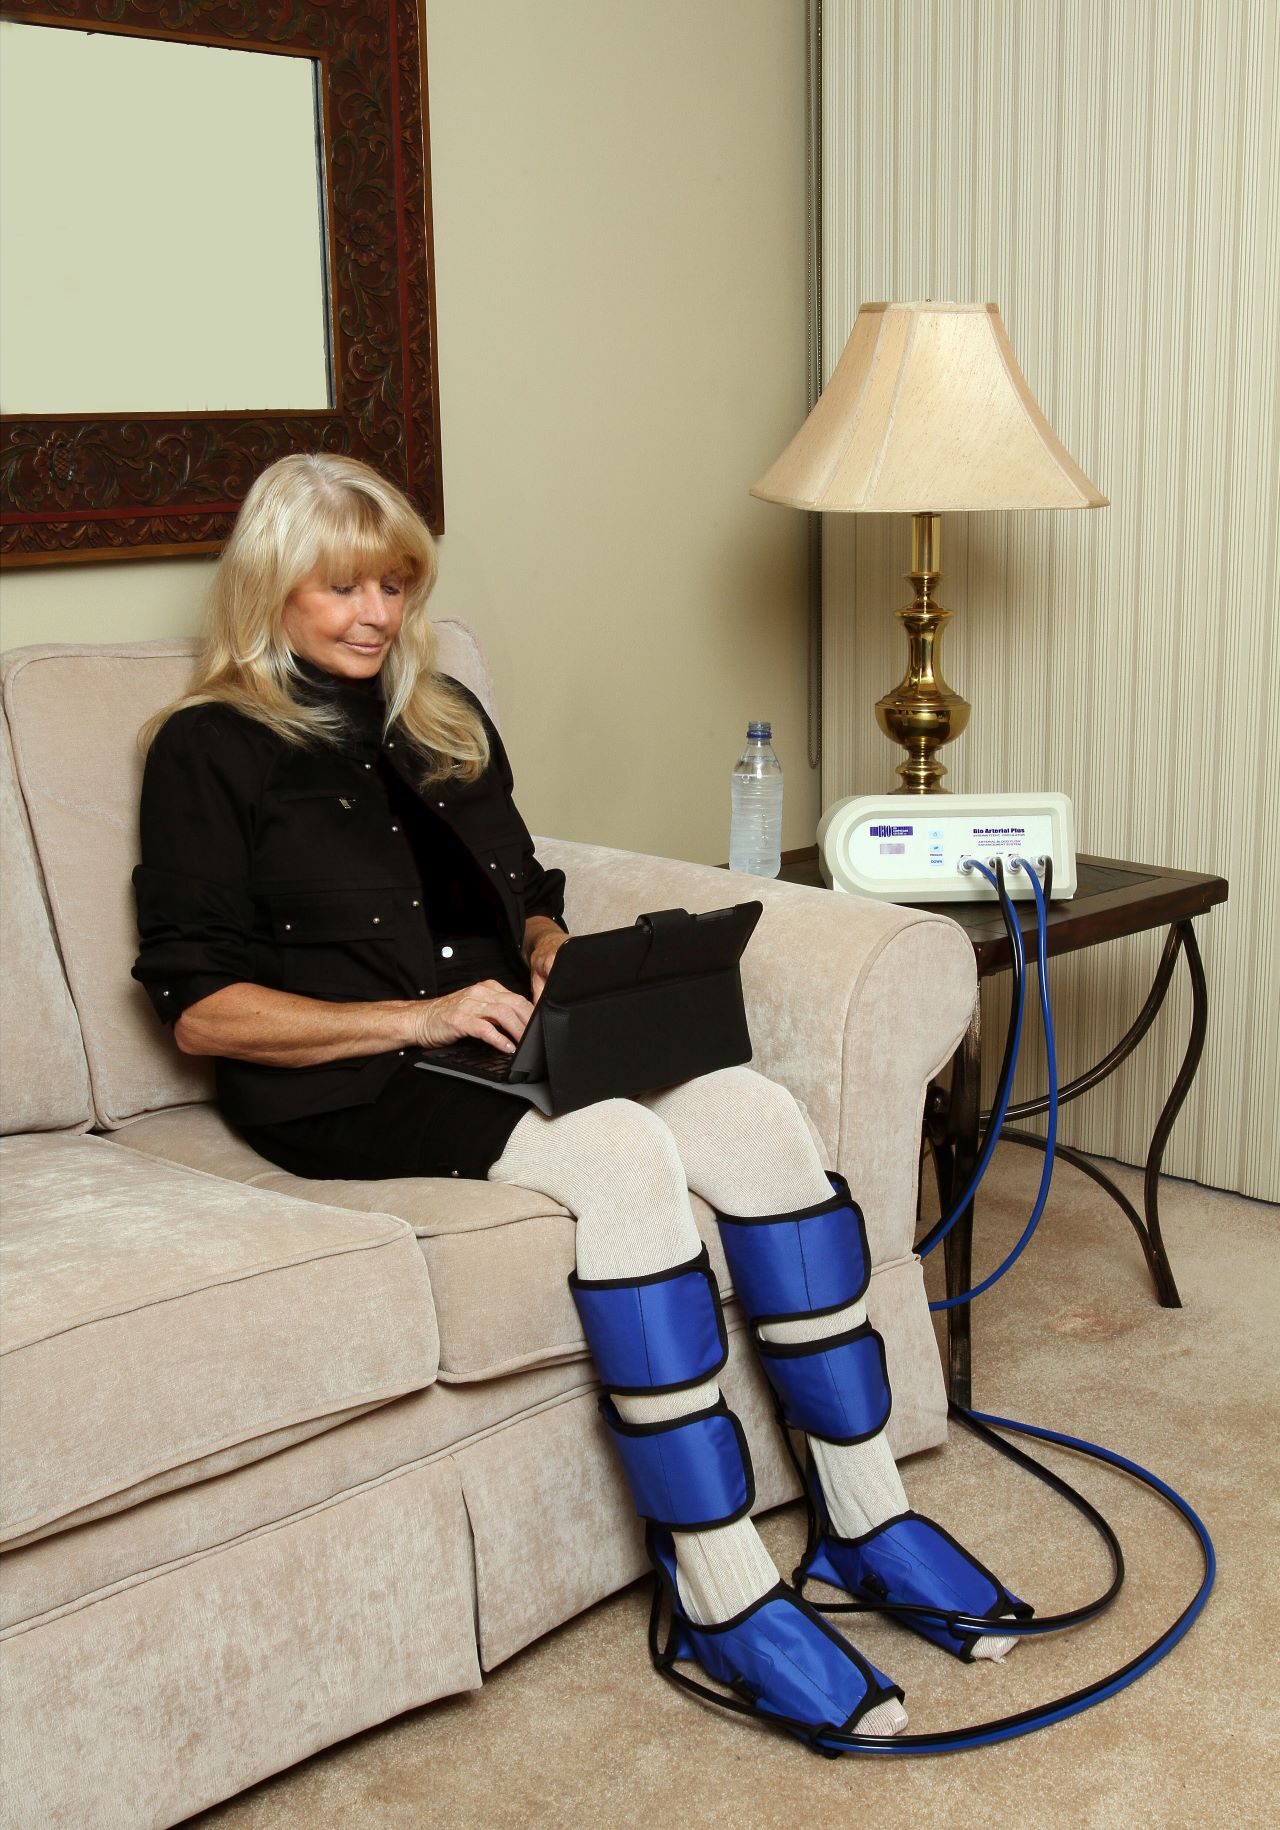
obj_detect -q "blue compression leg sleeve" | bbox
[569,1246,904,1742]
[717,1174,1030,1660]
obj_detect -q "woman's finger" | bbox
[468,1018,517,1054]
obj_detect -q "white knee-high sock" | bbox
[641,1069,1015,1661]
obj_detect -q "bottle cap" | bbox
[747,721,772,740]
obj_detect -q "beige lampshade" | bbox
[752,301,1107,513]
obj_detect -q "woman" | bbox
[133,454,1024,1752]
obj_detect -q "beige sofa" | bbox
[0,630,976,1829]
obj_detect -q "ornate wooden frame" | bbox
[0,0,443,565]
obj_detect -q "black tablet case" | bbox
[415,901,762,1115]
[537,902,762,1113]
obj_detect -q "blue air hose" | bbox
[655,849,1215,1749]
[651,848,1217,1752]
[885,853,1214,1747]
[928,857,1058,1309]
[915,856,1029,1265]
[655,1397,1216,1754]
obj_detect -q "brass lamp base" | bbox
[874,512,969,794]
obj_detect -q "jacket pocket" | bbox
[266,887,401,945]
[263,887,408,1001]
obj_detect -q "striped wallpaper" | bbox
[819,0,1278,1200]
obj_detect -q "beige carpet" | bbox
[189,1147,1278,1828]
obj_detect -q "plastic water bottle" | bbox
[729,721,784,877]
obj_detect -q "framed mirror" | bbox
[0,0,443,565]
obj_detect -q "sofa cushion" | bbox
[115,1103,732,1383]
[0,714,92,1137]
[114,1107,947,1455]
[0,623,495,1130]
[0,1133,438,1549]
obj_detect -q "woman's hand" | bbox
[524,916,570,1002]
[410,979,534,1054]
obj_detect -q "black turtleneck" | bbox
[288,651,387,743]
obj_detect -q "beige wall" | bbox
[0,0,815,866]
[821,0,1279,1201]
[0,559,217,648]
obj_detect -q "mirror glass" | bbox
[0,21,331,415]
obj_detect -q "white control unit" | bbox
[817,792,1077,902]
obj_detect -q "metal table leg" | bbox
[999,920,1209,1308]
[1142,920,1209,1304]
[939,1006,982,1408]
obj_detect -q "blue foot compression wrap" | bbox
[805,1513,1032,1661]
[569,1245,902,1744]
[717,1174,1029,1660]
[645,1527,902,1750]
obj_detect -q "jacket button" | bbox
[161,989,170,998]
[387,740,395,748]
[372,917,381,925]
[391,824,400,834]
[509,871,517,879]
[398,1049,405,1056]
[283,922,292,932]
[364,762,373,770]
[418,989,427,997]
[450,1169,459,1178]
[412,899,421,908]
[489,862,497,870]
[437,801,445,809]
[440,945,454,959]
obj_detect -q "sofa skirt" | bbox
[0,1459,480,1830]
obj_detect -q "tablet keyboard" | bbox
[417,1040,516,1082]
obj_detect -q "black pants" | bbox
[239,936,533,1180]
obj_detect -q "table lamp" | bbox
[751,301,1107,794]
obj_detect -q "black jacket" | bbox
[132,667,567,1125]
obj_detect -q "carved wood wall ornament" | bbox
[0,0,443,564]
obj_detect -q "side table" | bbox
[779,851,1229,1407]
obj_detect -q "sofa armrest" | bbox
[536,838,975,1265]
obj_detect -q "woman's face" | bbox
[282,565,405,679]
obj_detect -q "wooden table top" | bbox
[778,850,1229,976]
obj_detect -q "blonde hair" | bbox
[139,453,489,784]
